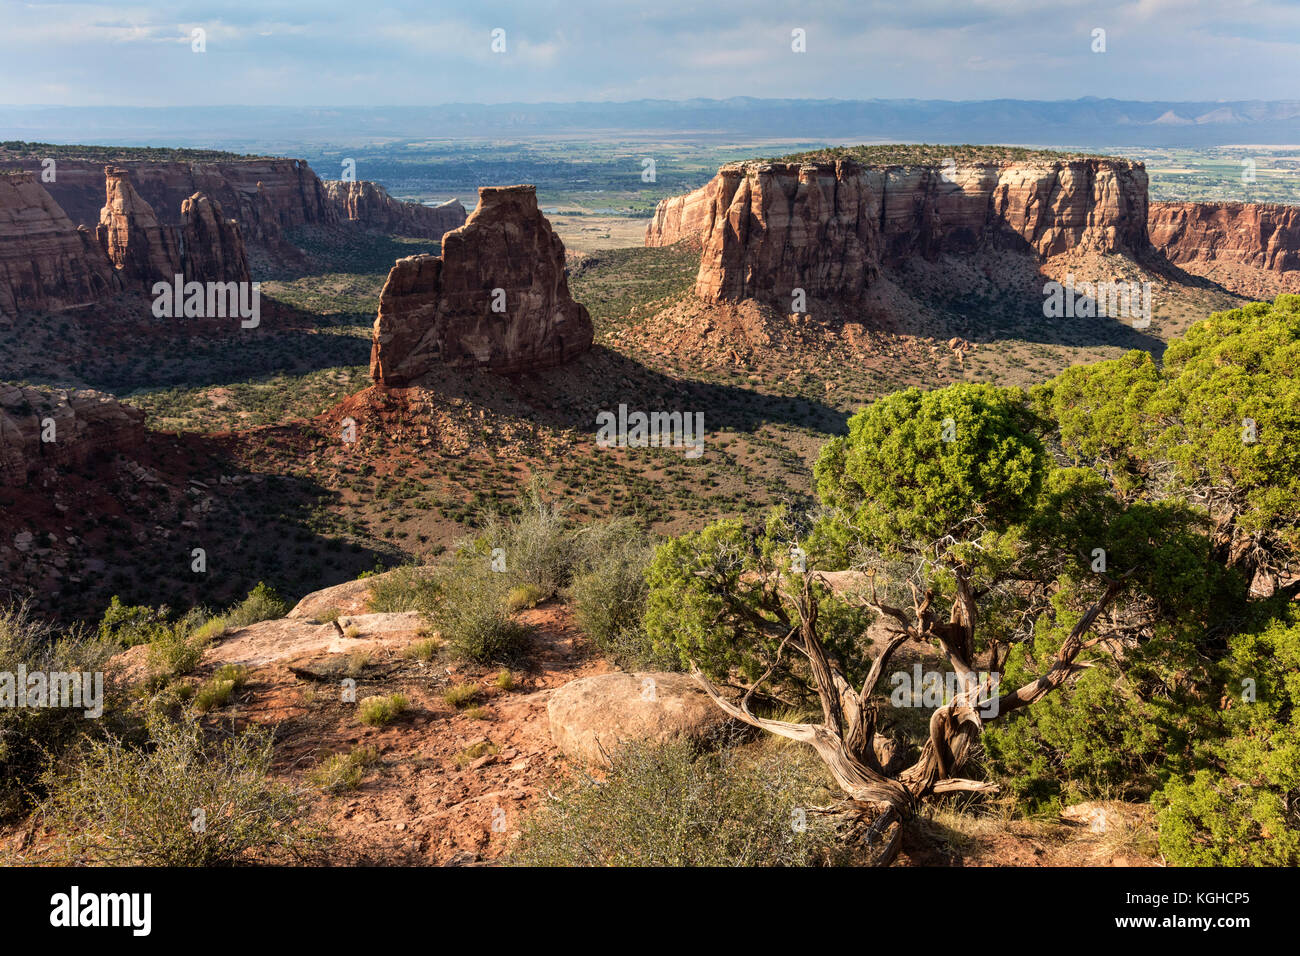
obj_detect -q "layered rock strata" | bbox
[0,385,146,486]
[370,185,593,383]
[324,180,466,240]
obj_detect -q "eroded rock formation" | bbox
[180,192,251,285]
[370,185,593,383]
[0,385,146,486]
[650,158,1151,302]
[1149,201,1300,274]
[97,166,182,287]
[0,171,119,315]
[324,180,467,240]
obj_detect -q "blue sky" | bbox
[4,0,1298,106]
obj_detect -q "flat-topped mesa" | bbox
[180,192,251,285]
[1149,201,1300,274]
[324,180,467,240]
[650,157,1151,303]
[0,385,146,486]
[370,185,593,384]
[97,166,182,288]
[0,171,119,315]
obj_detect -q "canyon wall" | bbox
[324,181,467,240]
[0,385,146,486]
[1149,201,1300,274]
[371,185,593,383]
[0,171,119,315]
[180,192,252,285]
[0,158,337,245]
[649,159,1151,302]
[97,166,182,286]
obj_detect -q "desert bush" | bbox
[145,622,209,683]
[567,521,656,663]
[0,603,120,819]
[400,637,441,661]
[511,737,843,866]
[431,565,532,664]
[193,665,250,714]
[309,745,379,794]
[365,565,440,614]
[443,683,480,709]
[358,693,408,727]
[97,596,171,647]
[224,582,289,629]
[476,483,574,600]
[43,716,323,865]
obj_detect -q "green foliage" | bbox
[567,519,656,664]
[358,693,408,727]
[511,738,844,866]
[365,565,441,614]
[224,582,290,629]
[0,604,120,820]
[44,717,323,865]
[430,562,533,664]
[644,511,873,691]
[309,745,379,794]
[814,383,1047,549]
[475,483,574,601]
[97,596,172,647]
[1156,607,1300,865]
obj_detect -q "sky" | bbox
[3,0,1299,107]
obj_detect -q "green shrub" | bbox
[193,665,249,713]
[0,603,120,820]
[443,683,480,709]
[431,565,532,664]
[567,521,656,664]
[145,622,209,683]
[477,483,574,600]
[511,738,843,866]
[96,596,170,647]
[309,745,379,794]
[400,637,441,661]
[43,717,323,865]
[224,582,289,629]
[365,565,440,614]
[358,693,408,727]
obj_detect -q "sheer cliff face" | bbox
[0,158,337,245]
[180,192,251,285]
[97,166,182,284]
[1149,201,1300,274]
[371,185,593,384]
[649,158,1152,303]
[0,385,145,486]
[323,180,467,240]
[0,172,119,315]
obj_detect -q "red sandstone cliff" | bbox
[650,158,1151,302]
[0,171,119,315]
[97,166,182,287]
[324,181,467,240]
[1149,201,1300,274]
[0,157,337,246]
[0,384,146,486]
[180,192,251,285]
[371,185,593,383]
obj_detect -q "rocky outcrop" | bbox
[370,185,593,383]
[650,158,1151,303]
[547,672,732,765]
[0,385,146,486]
[1149,201,1300,274]
[96,166,181,287]
[0,171,119,315]
[324,180,466,240]
[180,192,251,284]
[0,157,337,246]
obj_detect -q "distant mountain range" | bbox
[4,98,1300,153]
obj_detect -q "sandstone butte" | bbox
[370,185,594,383]
[0,384,146,487]
[647,158,1153,302]
[646,157,1300,303]
[323,180,467,241]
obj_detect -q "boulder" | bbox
[546,671,731,765]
